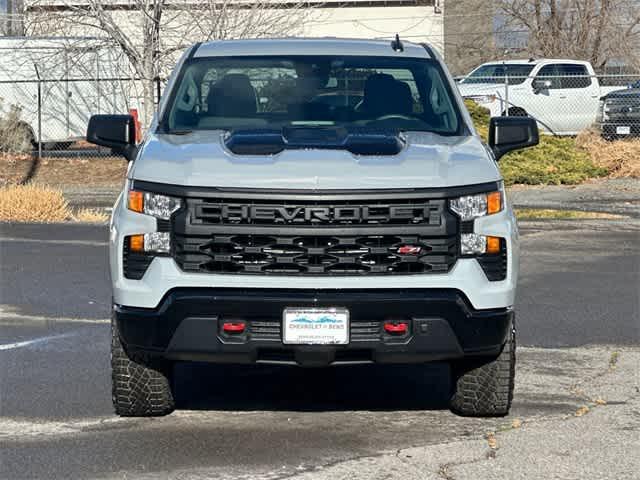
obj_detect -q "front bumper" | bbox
[114,288,513,367]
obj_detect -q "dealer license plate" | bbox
[616,126,631,135]
[283,308,349,345]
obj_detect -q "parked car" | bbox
[87,38,539,418]
[596,82,640,139]
[457,59,621,135]
[0,36,129,149]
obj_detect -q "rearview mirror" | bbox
[488,116,539,160]
[86,114,137,160]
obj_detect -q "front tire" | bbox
[111,314,175,417]
[449,325,515,417]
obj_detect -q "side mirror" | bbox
[532,79,552,92]
[87,114,137,160]
[488,116,539,160]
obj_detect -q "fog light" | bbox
[144,232,170,253]
[461,233,487,255]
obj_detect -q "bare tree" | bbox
[26,0,310,125]
[495,0,640,70]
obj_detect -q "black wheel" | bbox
[111,314,175,417]
[449,324,515,417]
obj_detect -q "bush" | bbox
[0,184,70,223]
[0,100,34,154]
[464,100,609,185]
[500,136,608,186]
[576,130,640,178]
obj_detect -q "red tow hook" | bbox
[222,322,246,334]
[384,321,409,335]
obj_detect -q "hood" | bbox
[130,131,500,190]
[457,83,506,97]
[603,88,640,99]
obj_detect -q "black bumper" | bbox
[114,288,513,367]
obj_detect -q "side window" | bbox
[557,64,591,89]
[535,65,561,89]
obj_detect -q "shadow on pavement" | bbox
[174,362,452,412]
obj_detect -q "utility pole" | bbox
[6,0,25,36]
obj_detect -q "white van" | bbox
[0,36,130,148]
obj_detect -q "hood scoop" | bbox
[224,127,405,156]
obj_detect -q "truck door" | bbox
[554,63,599,134]
[528,64,565,134]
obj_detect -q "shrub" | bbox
[72,207,109,223]
[0,100,34,154]
[464,100,609,185]
[576,130,640,178]
[0,184,70,223]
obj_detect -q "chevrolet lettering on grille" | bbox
[194,204,439,224]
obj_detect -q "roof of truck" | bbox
[478,58,592,66]
[193,37,433,59]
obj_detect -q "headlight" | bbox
[127,190,181,220]
[467,95,497,104]
[596,100,609,123]
[451,190,504,256]
[450,190,503,221]
[127,232,170,254]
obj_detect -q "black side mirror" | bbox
[532,79,552,93]
[488,116,539,160]
[87,114,137,160]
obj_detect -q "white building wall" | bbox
[303,5,444,53]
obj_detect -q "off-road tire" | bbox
[449,325,515,417]
[111,315,175,417]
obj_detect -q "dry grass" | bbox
[576,130,640,178]
[515,208,625,220]
[0,183,70,223]
[0,155,127,187]
[72,207,109,223]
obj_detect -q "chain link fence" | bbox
[457,71,640,139]
[0,40,164,174]
[0,75,162,160]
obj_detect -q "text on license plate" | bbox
[283,308,349,345]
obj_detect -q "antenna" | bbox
[391,34,404,52]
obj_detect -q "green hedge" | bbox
[464,100,608,185]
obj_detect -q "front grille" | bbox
[605,97,640,121]
[172,195,459,276]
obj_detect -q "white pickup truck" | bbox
[457,59,621,135]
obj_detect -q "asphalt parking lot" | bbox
[1,219,639,479]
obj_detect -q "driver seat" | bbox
[359,73,414,117]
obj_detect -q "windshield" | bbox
[461,63,535,85]
[162,55,462,135]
